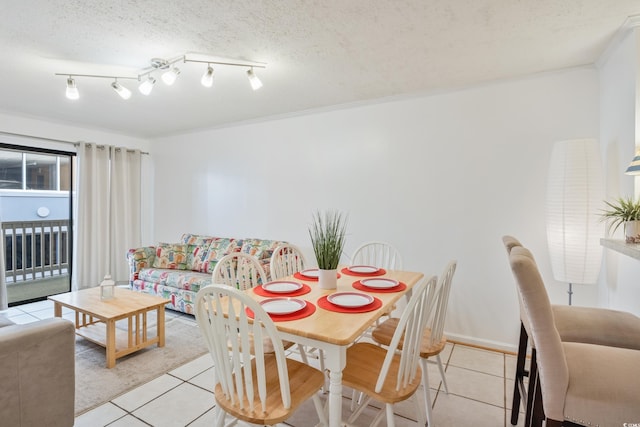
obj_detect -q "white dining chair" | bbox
[371,260,457,427]
[351,241,403,270]
[269,244,307,280]
[268,243,323,376]
[194,284,327,426]
[212,252,268,290]
[213,251,309,359]
[349,240,405,409]
[342,275,437,427]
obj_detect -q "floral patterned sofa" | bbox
[127,233,285,314]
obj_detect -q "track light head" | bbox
[138,76,156,95]
[161,67,180,85]
[247,68,262,90]
[201,65,214,88]
[65,77,79,100]
[111,80,132,100]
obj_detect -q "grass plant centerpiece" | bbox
[601,197,640,242]
[309,210,347,289]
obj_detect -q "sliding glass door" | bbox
[0,145,75,305]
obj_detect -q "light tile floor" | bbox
[5,300,527,427]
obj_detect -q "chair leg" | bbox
[511,322,529,425]
[414,382,427,426]
[420,358,434,427]
[350,389,358,411]
[298,344,309,364]
[529,358,545,427]
[524,348,538,427]
[436,354,449,394]
[370,406,386,427]
[385,403,396,427]
[214,406,226,427]
[311,394,328,426]
[346,394,373,425]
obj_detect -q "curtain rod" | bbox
[0,130,149,155]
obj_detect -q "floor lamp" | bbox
[545,139,604,305]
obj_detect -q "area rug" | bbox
[74,316,209,415]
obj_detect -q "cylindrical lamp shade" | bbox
[546,139,604,285]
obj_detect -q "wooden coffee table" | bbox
[49,287,170,368]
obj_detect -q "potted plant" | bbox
[601,197,640,243]
[308,210,348,289]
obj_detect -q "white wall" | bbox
[152,68,599,350]
[598,27,640,315]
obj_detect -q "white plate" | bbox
[300,269,319,278]
[260,298,307,315]
[262,281,303,294]
[348,265,380,274]
[360,278,399,289]
[327,292,374,308]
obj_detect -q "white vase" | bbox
[625,220,640,243]
[318,268,337,290]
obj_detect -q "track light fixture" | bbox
[138,76,156,95]
[111,80,132,99]
[161,66,180,85]
[201,64,214,87]
[55,54,266,101]
[65,77,79,100]
[247,67,263,90]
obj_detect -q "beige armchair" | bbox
[508,245,640,426]
[0,317,75,427]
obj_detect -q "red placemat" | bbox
[352,280,407,293]
[317,295,382,313]
[341,267,387,277]
[253,283,312,297]
[246,302,316,322]
[293,271,342,282]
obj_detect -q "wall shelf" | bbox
[601,238,640,260]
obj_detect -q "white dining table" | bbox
[247,267,424,427]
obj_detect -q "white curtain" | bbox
[110,146,141,282]
[73,143,142,290]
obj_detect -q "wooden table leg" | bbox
[106,319,116,368]
[323,346,347,427]
[157,306,165,347]
[53,302,62,317]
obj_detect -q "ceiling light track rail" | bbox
[54,73,138,80]
[182,58,266,68]
[55,54,266,100]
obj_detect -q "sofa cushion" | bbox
[127,246,157,278]
[180,233,216,246]
[152,243,187,269]
[164,270,211,292]
[181,234,240,273]
[240,238,286,260]
[138,267,212,292]
[200,238,241,273]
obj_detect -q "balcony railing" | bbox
[2,219,70,283]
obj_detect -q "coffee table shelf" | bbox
[49,287,170,368]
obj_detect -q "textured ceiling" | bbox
[0,1,639,138]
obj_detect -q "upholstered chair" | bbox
[502,235,640,426]
[508,245,640,426]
